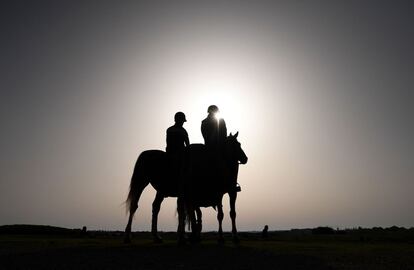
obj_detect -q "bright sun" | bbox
[166,61,253,138]
[196,91,245,134]
[214,112,221,121]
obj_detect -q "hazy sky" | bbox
[1,1,413,231]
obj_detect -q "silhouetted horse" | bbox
[124,150,202,243]
[178,132,248,243]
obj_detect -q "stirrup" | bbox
[235,183,241,192]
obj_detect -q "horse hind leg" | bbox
[124,204,137,243]
[177,197,186,245]
[189,208,200,243]
[151,191,164,243]
[124,172,149,244]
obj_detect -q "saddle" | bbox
[158,152,183,197]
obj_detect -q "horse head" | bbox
[226,132,248,165]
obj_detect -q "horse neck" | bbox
[223,150,239,170]
[223,143,239,164]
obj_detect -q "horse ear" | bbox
[235,131,239,138]
[229,132,233,137]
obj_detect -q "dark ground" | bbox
[1,227,414,270]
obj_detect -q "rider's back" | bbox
[201,116,227,149]
[166,125,188,155]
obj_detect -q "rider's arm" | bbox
[184,130,190,147]
[201,121,207,142]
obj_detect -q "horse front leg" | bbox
[195,207,202,237]
[151,192,164,243]
[217,199,224,244]
[229,191,239,243]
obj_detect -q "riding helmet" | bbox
[174,111,187,123]
[207,105,219,114]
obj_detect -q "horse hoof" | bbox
[178,236,187,246]
[189,234,201,244]
[153,236,163,244]
[124,237,131,244]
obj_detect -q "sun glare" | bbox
[193,90,246,134]
[214,112,221,121]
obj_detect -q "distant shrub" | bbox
[386,226,406,232]
[0,224,76,235]
[312,226,335,235]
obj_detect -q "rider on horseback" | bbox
[166,112,189,190]
[166,111,189,155]
[200,105,240,193]
[201,105,227,151]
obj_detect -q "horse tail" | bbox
[126,153,149,214]
[183,200,194,230]
[185,205,191,230]
[177,196,193,231]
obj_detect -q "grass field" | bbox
[1,228,414,269]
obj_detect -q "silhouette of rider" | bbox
[166,112,189,155]
[201,105,229,193]
[201,105,227,151]
[166,112,189,191]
